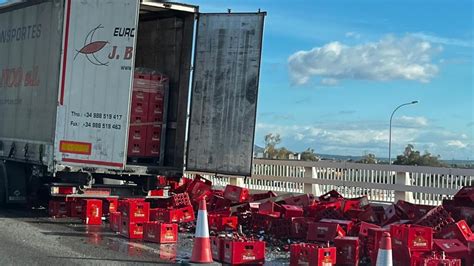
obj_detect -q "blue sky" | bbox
[2,0,472,160]
[186,0,473,160]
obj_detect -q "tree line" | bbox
[263,133,452,167]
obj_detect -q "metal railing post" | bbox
[303,166,321,195]
[394,171,414,202]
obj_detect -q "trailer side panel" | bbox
[0,0,63,164]
[54,0,139,169]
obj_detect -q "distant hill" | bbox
[253,145,264,153]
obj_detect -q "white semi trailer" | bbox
[0,0,265,204]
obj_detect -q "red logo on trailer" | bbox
[74,24,135,67]
[74,24,109,66]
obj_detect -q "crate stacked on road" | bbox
[127,68,169,164]
[211,234,265,265]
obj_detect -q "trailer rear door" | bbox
[54,0,139,169]
[186,13,265,176]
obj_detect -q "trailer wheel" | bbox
[0,162,6,205]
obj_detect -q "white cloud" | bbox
[321,78,339,86]
[446,140,468,149]
[288,35,440,85]
[411,33,473,48]
[394,116,428,128]
[345,32,361,39]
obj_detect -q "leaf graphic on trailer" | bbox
[77,41,108,54]
[74,25,109,66]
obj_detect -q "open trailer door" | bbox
[54,0,139,170]
[186,12,266,176]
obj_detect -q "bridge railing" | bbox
[186,159,474,205]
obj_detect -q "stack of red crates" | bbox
[127,69,168,159]
[119,199,150,239]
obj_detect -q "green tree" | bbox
[264,133,281,159]
[276,147,291,160]
[394,144,446,167]
[357,153,377,164]
[301,148,318,161]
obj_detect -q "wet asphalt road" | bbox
[0,207,289,265]
[0,207,188,266]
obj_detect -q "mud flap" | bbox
[0,162,6,205]
[4,161,28,204]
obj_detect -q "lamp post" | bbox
[389,101,419,165]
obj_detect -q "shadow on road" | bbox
[47,256,169,264]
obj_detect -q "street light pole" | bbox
[389,100,419,165]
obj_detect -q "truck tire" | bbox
[0,162,6,205]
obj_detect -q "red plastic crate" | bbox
[290,217,314,239]
[367,227,389,264]
[49,199,68,217]
[319,218,354,234]
[453,186,474,207]
[342,196,369,213]
[186,176,212,203]
[314,207,345,220]
[334,236,359,266]
[133,72,151,89]
[109,211,121,232]
[82,199,102,225]
[270,218,291,238]
[180,205,195,223]
[143,222,177,244]
[259,201,282,213]
[290,243,336,266]
[208,215,238,231]
[252,212,280,232]
[150,72,168,89]
[281,204,304,219]
[121,200,150,223]
[129,114,147,125]
[152,208,182,223]
[66,198,83,217]
[390,224,433,252]
[131,89,149,104]
[128,125,147,141]
[148,101,164,119]
[306,222,346,242]
[207,195,231,212]
[171,192,191,208]
[319,190,343,202]
[411,253,461,266]
[127,138,147,157]
[450,207,474,227]
[433,239,471,266]
[250,191,277,202]
[241,202,260,213]
[146,124,161,142]
[223,185,249,203]
[358,222,381,238]
[211,237,225,262]
[284,194,315,207]
[223,239,265,265]
[103,198,118,216]
[358,222,381,257]
[130,99,149,117]
[120,219,144,239]
[415,205,455,232]
[436,220,474,245]
[152,205,195,223]
[145,140,161,157]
